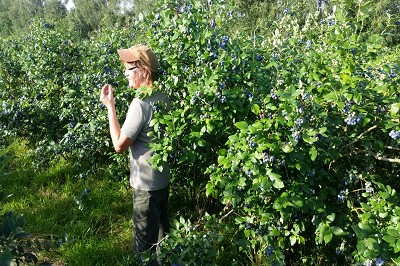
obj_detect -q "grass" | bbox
[0,142,137,265]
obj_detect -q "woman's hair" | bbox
[128,60,157,83]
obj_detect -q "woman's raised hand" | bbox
[100,84,115,108]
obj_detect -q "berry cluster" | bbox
[262,152,275,165]
[265,245,274,257]
[270,89,279,100]
[389,129,400,140]
[344,112,361,126]
[218,36,230,49]
[337,189,348,202]
[290,128,301,143]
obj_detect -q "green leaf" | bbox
[282,143,293,153]
[387,229,400,237]
[13,232,31,239]
[365,238,377,249]
[235,217,246,224]
[327,213,336,222]
[324,230,333,244]
[273,179,284,189]
[290,235,297,246]
[324,92,337,101]
[235,121,248,131]
[310,147,318,161]
[0,248,13,266]
[251,104,260,115]
[331,226,347,236]
[390,103,400,115]
[340,73,351,84]
[383,235,397,244]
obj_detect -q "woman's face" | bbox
[124,61,148,89]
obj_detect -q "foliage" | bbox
[0,20,133,176]
[0,0,399,264]
[140,0,399,264]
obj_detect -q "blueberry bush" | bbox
[1,0,399,264]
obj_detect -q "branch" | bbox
[344,125,378,148]
[386,146,400,152]
[219,209,234,221]
[367,151,400,163]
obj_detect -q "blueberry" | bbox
[375,258,385,266]
[389,130,400,140]
[344,112,361,126]
[265,245,274,256]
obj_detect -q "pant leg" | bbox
[132,186,170,255]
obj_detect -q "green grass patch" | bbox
[1,143,136,265]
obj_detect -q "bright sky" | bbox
[64,0,134,12]
[65,0,75,10]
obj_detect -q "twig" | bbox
[386,146,400,151]
[351,207,364,214]
[345,125,378,147]
[219,209,234,221]
[367,151,400,163]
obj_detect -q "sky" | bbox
[63,1,134,12]
[65,0,75,10]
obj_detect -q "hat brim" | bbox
[117,49,139,63]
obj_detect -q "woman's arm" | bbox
[100,84,134,153]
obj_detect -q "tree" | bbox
[0,0,13,36]
[44,0,67,22]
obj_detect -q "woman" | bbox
[100,44,170,264]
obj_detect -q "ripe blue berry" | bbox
[375,258,385,266]
[344,112,361,126]
[265,245,274,256]
[389,130,400,140]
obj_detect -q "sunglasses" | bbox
[126,66,139,71]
